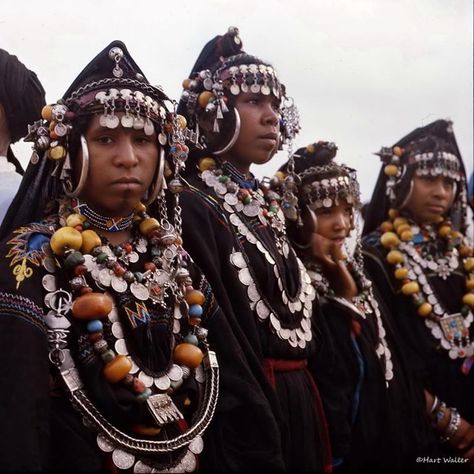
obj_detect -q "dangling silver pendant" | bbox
[121,114,134,128]
[130,282,149,301]
[146,393,184,426]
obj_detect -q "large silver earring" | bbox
[400,179,414,209]
[213,108,241,156]
[145,147,165,206]
[63,135,89,198]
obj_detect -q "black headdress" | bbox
[0,48,46,175]
[362,119,468,235]
[0,40,172,240]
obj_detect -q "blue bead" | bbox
[184,333,199,346]
[188,304,203,317]
[87,320,103,333]
[136,387,152,402]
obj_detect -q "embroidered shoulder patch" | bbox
[5,221,55,290]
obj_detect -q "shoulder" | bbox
[0,218,57,329]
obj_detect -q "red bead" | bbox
[123,243,133,254]
[144,262,156,272]
[74,264,88,276]
[74,225,83,232]
[189,317,202,326]
[113,264,126,277]
[132,377,147,394]
[88,332,103,343]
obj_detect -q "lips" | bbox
[426,204,445,213]
[112,177,141,185]
[259,132,278,141]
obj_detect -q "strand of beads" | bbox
[379,208,474,319]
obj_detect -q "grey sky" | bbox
[2,0,472,202]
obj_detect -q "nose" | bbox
[432,178,450,200]
[114,136,138,168]
[333,211,348,231]
[262,102,279,126]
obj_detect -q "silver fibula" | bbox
[112,449,135,470]
[130,282,149,301]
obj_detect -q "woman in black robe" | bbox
[0,41,222,473]
[276,141,437,471]
[362,119,474,466]
[174,27,331,472]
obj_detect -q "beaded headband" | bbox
[377,146,463,202]
[298,161,361,210]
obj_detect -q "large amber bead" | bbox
[393,146,403,157]
[380,232,400,248]
[393,217,408,229]
[459,246,474,258]
[388,208,399,219]
[396,224,411,235]
[139,218,160,237]
[81,230,102,254]
[401,281,420,295]
[464,258,474,272]
[380,221,394,233]
[394,267,409,280]
[41,104,53,121]
[400,230,413,242]
[462,293,474,309]
[198,91,214,108]
[50,226,83,256]
[72,292,113,320]
[185,289,205,306]
[417,302,433,317]
[66,214,87,228]
[104,355,132,383]
[49,146,66,160]
[174,343,204,368]
[386,250,405,265]
[466,278,474,291]
[198,157,216,172]
[384,164,398,177]
[438,225,451,238]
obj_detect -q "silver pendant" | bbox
[241,82,249,93]
[121,114,134,128]
[256,300,270,320]
[111,321,124,339]
[238,267,253,285]
[138,371,154,387]
[106,114,120,129]
[224,193,239,205]
[146,393,184,425]
[42,274,57,292]
[154,374,171,391]
[243,202,260,217]
[223,202,234,214]
[203,78,213,90]
[230,251,246,269]
[97,433,115,452]
[98,268,112,287]
[112,449,135,470]
[247,284,260,302]
[133,116,145,130]
[180,450,197,472]
[115,338,128,355]
[270,313,281,331]
[158,133,167,145]
[44,311,71,330]
[230,84,240,95]
[133,460,153,473]
[54,122,68,137]
[250,83,260,93]
[43,256,57,273]
[99,114,108,127]
[189,436,204,455]
[111,275,127,293]
[144,119,155,136]
[130,282,149,301]
[167,364,184,382]
[261,85,271,95]
[128,251,139,263]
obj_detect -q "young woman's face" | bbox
[314,199,353,247]
[402,175,455,225]
[77,113,159,216]
[222,91,280,172]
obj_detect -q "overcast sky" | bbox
[2,0,472,202]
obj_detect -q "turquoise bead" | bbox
[101,350,115,363]
[184,333,199,346]
[87,319,103,333]
[188,304,203,318]
[136,387,152,402]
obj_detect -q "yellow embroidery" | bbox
[12,257,34,289]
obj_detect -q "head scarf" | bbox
[0,49,46,174]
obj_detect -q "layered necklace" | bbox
[379,210,474,367]
[42,197,219,472]
[307,256,394,386]
[197,158,315,349]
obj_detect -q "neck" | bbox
[220,154,251,177]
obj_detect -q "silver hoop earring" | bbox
[400,179,414,209]
[63,135,89,198]
[213,109,241,156]
[145,147,165,206]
